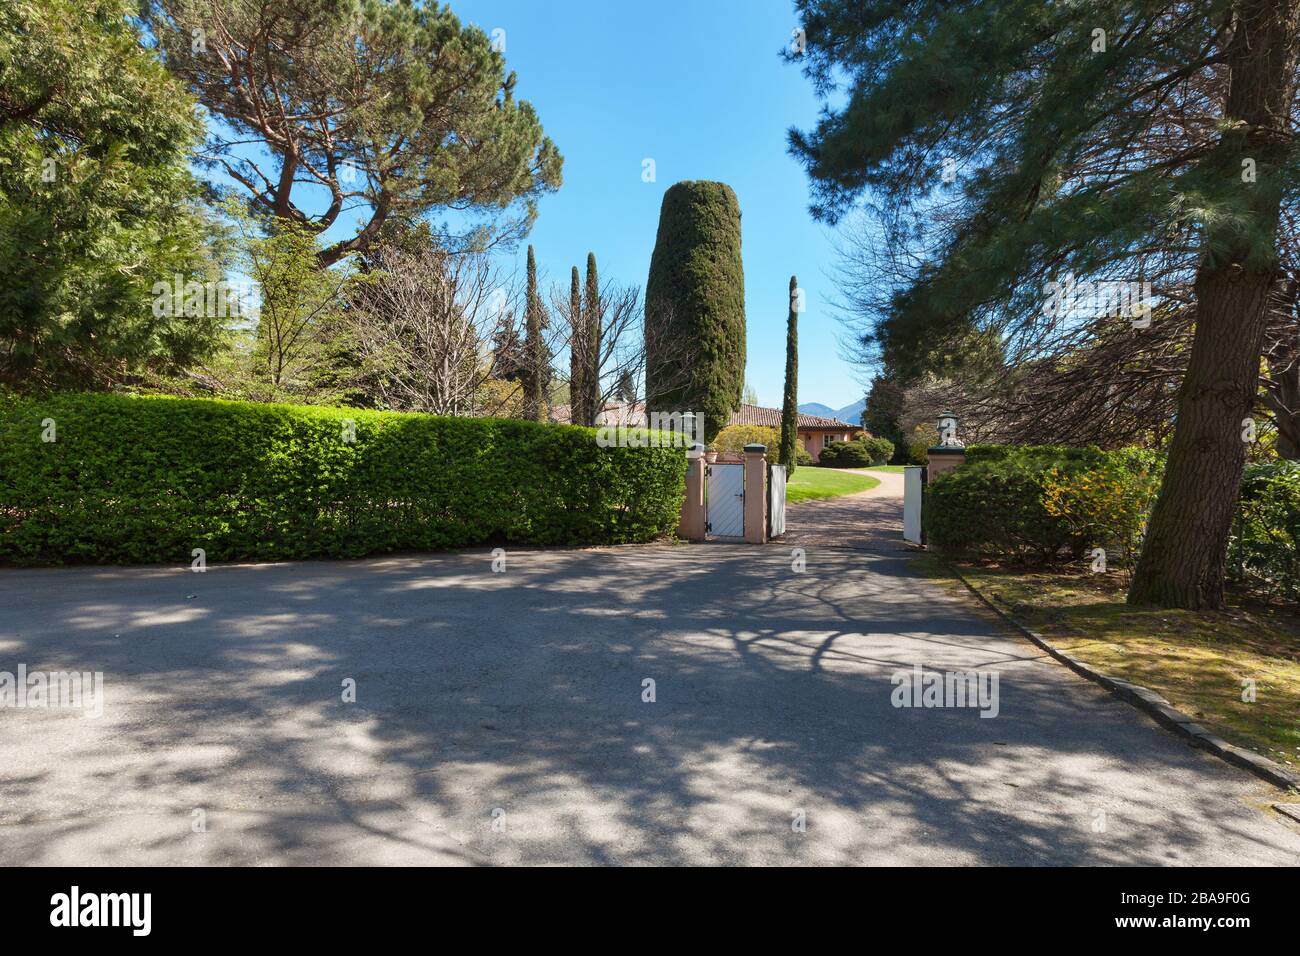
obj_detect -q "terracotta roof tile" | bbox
[727,403,861,431]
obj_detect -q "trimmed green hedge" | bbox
[924,444,1164,565]
[0,393,687,564]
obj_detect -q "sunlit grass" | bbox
[786,468,880,503]
[920,557,1300,772]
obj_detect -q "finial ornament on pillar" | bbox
[927,411,967,481]
[936,411,963,449]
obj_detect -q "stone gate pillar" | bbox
[926,410,966,480]
[743,444,767,544]
[678,445,707,542]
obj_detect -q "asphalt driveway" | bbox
[1,536,1297,865]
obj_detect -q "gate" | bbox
[903,465,924,544]
[707,463,745,538]
[768,463,786,537]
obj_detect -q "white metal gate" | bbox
[903,465,923,544]
[768,464,786,537]
[707,463,745,538]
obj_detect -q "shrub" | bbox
[860,436,895,465]
[819,440,872,468]
[644,181,745,442]
[965,444,1107,466]
[925,445,1163,565]
[905,423,932,464]
[711,424,803,465]
[1230,462,1300,601]
[818,436,892,468]
[0,392,687,564]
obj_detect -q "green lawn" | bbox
[786,467,880,502]
[864,465,909,473]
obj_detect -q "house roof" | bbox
[550,401,646,426]
[553,401,862,432]
[727,403,861,431]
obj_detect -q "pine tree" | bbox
[779,275,799,473]
[145,0,562,267]
[522,245,544,422]
[584,252,602,425]
[567,265,586,424]
[645,181,746,442]
[788,0,1300,609]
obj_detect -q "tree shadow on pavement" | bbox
[0,544,1296,865]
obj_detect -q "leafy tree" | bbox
[789,0,1300,609]
[0,0,219,388]
[145,0,563,265]
[779,275,799,472]
[711,424,803,465]
[232,209,356,400]
[645,181,746,442]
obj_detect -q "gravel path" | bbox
[781,468,907,551]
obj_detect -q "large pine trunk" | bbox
[1127,274,1273,607]
[1129,0,1299,608]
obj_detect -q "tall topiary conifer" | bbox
[644,181,745,442]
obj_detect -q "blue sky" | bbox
[437,0,863,410]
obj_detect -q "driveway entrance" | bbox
[781,468,907,551]
[1,532,1297,865]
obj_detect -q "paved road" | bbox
[1,478,1297,864]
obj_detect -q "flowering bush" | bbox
[925,445,1163,566]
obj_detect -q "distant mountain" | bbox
[835,399,865,425]
[798,399,865,425]
[797,402,837,419]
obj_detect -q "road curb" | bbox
[945,562,1300,794]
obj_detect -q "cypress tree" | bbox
[644,181,745,442]
[584,252,602,425]
[567,265,585,424]
[522,245,543,422]
[779,275,799,473]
